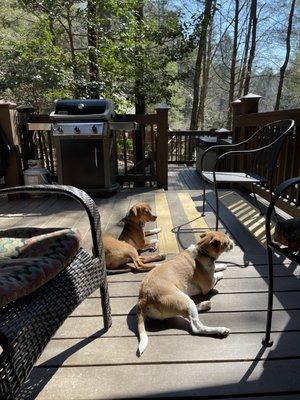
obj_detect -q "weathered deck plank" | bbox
[72,291,300,316]
[95,276,300,297]
[24,360,300,399]
[37,331,300,367]
[54,309,300,339]
[107,264,300,281]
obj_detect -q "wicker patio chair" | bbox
[0,185,112,400]
[262,177,300,347]
[200,119,295,230]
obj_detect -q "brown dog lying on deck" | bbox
[103,203,165,271]
[136,230,234,355]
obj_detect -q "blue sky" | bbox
[169,0,299,72]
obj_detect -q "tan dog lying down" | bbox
[137,231,234,355]
[103,203,165,271]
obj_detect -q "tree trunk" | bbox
[87,0,100,98]
[243,0,257,95]
[237,8,251,97]
[65,9,80,97]
[198,9,214,130]
[134,1,145,187]
[48,14,56,46]
[134,1,146,114]
[227,0,239,128]
[190,0,214,130]
[274,0,296,110]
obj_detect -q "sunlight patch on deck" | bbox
[221,191,275,247]
[155,193,179,254]
[177,192,210,243]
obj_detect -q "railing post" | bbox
[156,103,170,190]
[231,99,242,142]
[240,93,262,115]
[17,105,35,170]
[239,93,262,174]
[0,101,23,187]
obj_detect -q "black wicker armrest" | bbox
[0,184,102,257]
[0,184,112,400]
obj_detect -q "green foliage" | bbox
[0,0,298,125]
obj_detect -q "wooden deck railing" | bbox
[231,95,300,214]
[168,130,218,164]
[15,105,169,190]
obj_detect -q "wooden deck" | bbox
[1,166,299,399]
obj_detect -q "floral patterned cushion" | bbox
[0,227,82,308]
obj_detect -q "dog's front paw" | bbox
[218,327,230,337]
[158,253,166,260]
[198,301,211,312]
[215,263,227,272]
[214,272,223,283]
[149,239,158,252]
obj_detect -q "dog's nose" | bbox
[152,215,157,220]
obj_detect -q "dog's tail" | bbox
[137,303,148,356]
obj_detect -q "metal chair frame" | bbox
[262,177,300,347]
[200,120,295,230]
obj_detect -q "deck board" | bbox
[107,264,300,281]
[54,310,300,339]
[22,360,300,399]
[37,331,300,367]
[71,291,300,316]
[102,276,300,297]
[0,165,296,400]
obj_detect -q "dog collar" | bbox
[122,218,145,228]
[197,250,216,262]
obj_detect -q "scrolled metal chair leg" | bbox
[262,245,274,347]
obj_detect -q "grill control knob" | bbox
[92,125,98,133]
[78,103,85,110]
[74,126,80,134]
[57,126,63,133]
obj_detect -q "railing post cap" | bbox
[17,104,35,113]
[231,99,242,116]
[0,100,17,109]
[240,93,262,100]
[216,127,230,133]
[155,102,171,110]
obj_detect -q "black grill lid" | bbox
[50,99,114,120]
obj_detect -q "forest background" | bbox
[0,0,299,130]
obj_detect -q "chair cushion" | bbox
[0,227,82,308]
[202,171,268,184]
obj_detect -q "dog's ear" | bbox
[209,237,221,250]
[130,205,140,217]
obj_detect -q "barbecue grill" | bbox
[50,99,119,194]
